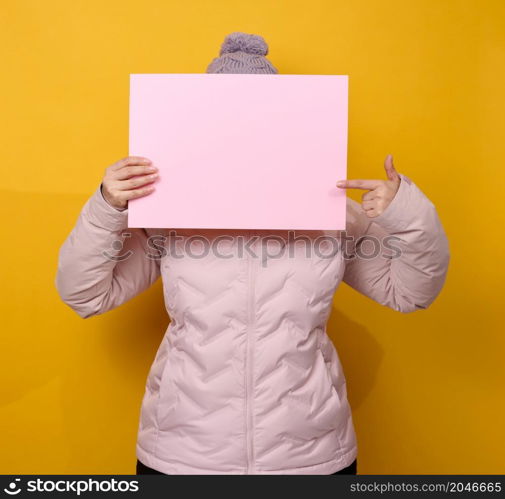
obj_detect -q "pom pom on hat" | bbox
[206,31,278,74]
[219,32,269,56]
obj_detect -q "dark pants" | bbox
[136,458,357,475]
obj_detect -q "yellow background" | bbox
[1,0,503,474]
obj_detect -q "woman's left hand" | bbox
[336,154,401,218]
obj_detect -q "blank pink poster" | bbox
[128,73,348,230]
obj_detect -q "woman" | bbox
[55,32,450,475]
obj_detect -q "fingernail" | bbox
[143,159,152,164]
[146,166,157,172]
[336,181,345,187]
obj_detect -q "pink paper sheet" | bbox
[128,73,348,230]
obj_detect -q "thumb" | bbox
[384,154,400,182]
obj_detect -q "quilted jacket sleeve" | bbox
[55,183,162,319]
[342,173,450,313]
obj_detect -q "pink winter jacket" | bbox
[55,172,450,474]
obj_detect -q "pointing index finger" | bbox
[336,179,382,190]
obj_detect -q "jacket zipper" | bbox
[245,230,255,474]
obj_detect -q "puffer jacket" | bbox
[55,172,450,474]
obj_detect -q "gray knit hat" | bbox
[206,32,279,74]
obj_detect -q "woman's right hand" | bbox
[101,156,159,210]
